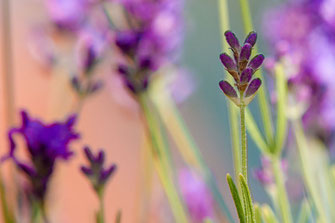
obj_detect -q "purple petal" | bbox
[219,81,238,98]
[240,43,252,61]
[117,65,129,75]
[17,162,37,178]
[248,54,265,70]
[245,78,262,98]
[219,53,236,70]
[244,31,257,47]
[240,68,253,83]
[224,31,240,50]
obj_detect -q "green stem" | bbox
[240,105,247,181]
[138,94,189,223]
[271,157,293,223]
[96,190,105,223]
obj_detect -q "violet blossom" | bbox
[4,111,80,202]
[114,0,184,94]
[219,31,263,106]
[263,0,335,146]
[178,169,214,223]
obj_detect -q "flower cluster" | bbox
[81,146,117,195]
[4,111,79,201]
[115,0,184,94]
[219,31,263,106]
[263,0,335,145]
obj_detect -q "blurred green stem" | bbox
[138,94,189,223]
[271,157,292,223]
[293,120,328,223]
[218,0,241,182]
[97,190,105,223]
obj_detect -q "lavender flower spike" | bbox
[4,110,80,201]
[218,30,264,106]
[81,146,117,195]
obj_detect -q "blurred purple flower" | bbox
[4,111,79,201]
[254,156,288,187]
[81,146,117,194]
[178,169,214,223]
[263,0,335,145]
[115,0,184,94]
[45,0,90,31]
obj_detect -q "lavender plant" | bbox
[219,30,263,223]
[3,111,79,222]
[81,146,117,223]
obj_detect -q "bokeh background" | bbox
[0,0,279,222]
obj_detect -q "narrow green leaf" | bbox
[227,174,245,223]
[245,109,269,154]
[239,174,255,223]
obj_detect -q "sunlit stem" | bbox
[138,94,189,223]
[240,104,247,181]
[271,157,293,223]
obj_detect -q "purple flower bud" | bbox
[240,68,253,83]
[248,54,265,70]
[115,31,140,55]
[82,44,97,74]
[96,150,105,164]
[71,76,81,93]
[84,146,95,163]
[245,78,262,98]
[219,53,236,71]
[81,166,93,176]
[99,164,117,183]
[240,43,252,61]
[224,31,240,50]
[244,31,257,47]
[117,65,129,76]
[219,81,238,98]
